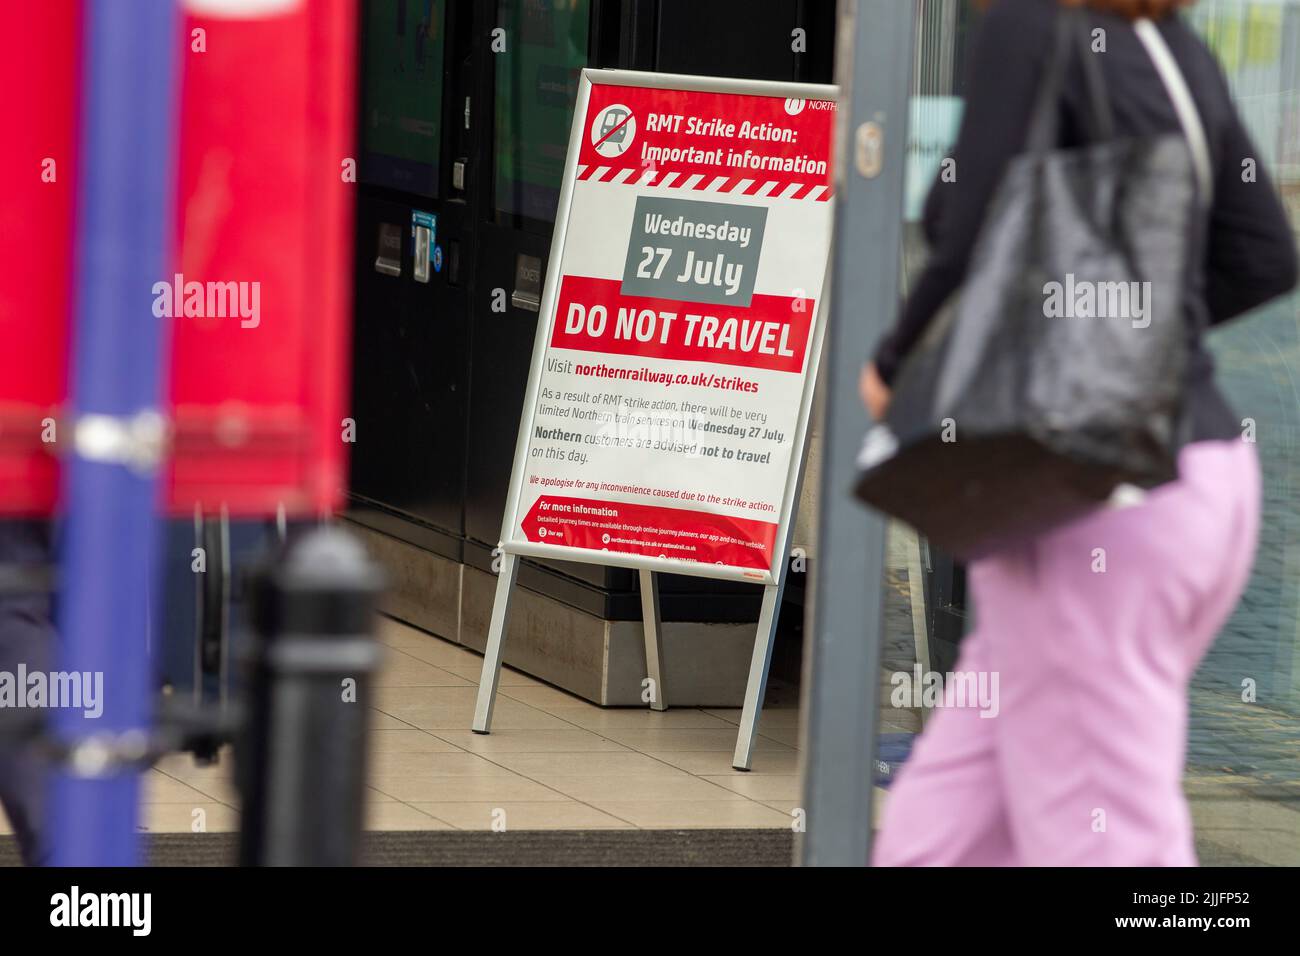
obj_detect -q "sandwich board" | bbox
[472,69,837,770]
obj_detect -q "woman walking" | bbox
[867,0,1297,866]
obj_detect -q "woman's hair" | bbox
[1061,0,1194,16]
[978,0,1195,17]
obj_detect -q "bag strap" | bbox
[1133,17,1213,204]
[1027,10,1115,152]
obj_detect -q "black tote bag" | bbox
[854,13,1208,561]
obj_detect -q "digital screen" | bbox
[362,0,445,196]
[494,0,591,223]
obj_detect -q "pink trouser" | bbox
[873,439,1261,866]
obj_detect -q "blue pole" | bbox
[50,0,180,867]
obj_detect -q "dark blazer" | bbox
[874,0,1298,442]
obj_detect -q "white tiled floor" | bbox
[352,617,820,830]
[8,614,1291,860]
[0,616,827,836]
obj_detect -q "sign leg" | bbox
[472,552,519,734]
[639,569,667,712]
[733,579,785,771]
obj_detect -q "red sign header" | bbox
[577,83,837,201]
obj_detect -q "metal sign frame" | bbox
[472,68,837,771]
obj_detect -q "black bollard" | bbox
[238,526,385,866]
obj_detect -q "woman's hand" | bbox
[860,361,892,421]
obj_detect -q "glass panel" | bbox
[904,0,970,224]
[493,0,592,224]
[896,1,976,701]
[878,1,982,779]
[361,0,446,196]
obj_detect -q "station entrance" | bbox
[346,0,836,703]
